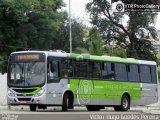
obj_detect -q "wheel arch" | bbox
[62,90,74,105]
[122,92,131,101]
[122,92,131,108]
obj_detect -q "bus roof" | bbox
[10,51,157,65]
[68,53,156,65]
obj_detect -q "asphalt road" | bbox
[0,108,159,120]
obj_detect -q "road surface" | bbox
[0,107,159,120]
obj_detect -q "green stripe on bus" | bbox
[69,79,141,100]
[19,87,41,95]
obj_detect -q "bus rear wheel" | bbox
[114,94,130,111]
[62,94,69,111]
[86,105,101,111]
[30,105,36,111]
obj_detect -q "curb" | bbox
[142,109,160,114]
[131,107,160,115]
[0,106,8,110]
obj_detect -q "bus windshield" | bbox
[8,62,45,87]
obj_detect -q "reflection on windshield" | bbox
[9,62,45,87]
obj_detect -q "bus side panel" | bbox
[70,79,142,106]
[90,81,141,106]
[69,79,79,105]
[131,83,158,106]
[46,79,68,105]
[91,80,121,105]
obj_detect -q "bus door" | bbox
[46,57,63,105]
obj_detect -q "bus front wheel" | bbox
[30,105,36,111]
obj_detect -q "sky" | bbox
[63,0,89,18]
[63,0,90,25]
[63,0,160,30]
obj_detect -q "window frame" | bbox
[139,65,152,83]
[101,62,116,81]
[47,56,61,83]
[114,63,128,82]
[150,65,158,84]
[47,56,157,84]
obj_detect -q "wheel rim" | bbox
[122,97,128,109]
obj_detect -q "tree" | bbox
[73,28,106,56]
[86,0,158,61]
[0,0,63,73]
[0,0,88,73]
[88,28,104,56]
[53,12,86,52]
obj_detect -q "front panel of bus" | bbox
[7,52,47,105]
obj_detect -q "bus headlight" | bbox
[34,89,45,97]
[8,90,15,97]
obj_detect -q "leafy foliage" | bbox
[86,0,158,61]
[53,12,86,52]
[0,0,86,73]
[88,28,104,56]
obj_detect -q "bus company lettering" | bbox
[105,84,130,90]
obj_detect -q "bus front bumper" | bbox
[7,94,46,105]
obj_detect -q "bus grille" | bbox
[16,94,33,96]
[12,88,37,93]
[18,98,31,101]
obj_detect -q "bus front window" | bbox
[8,62,45,87]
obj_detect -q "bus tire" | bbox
[86,105,101,111]
[62,93,69,111]
[121,94,130,111]
[114,94,130,111]
[30,105,36,111]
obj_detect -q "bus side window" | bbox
[61,59,73,78]
[61,59,69,78]
[128,64,139,82]
[88,61,101,79]
[151,66,157,84]
[140,65,151,83]
[115,63,127,82]
[48,60,60,83]
[111,63,115,71]
[102,62,115,80]
[92,62,101,79]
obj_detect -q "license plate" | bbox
[20,101,27,104]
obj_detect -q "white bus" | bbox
[7,51,159,111]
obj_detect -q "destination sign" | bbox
[10,53,45,62]
[16,54,40,60]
